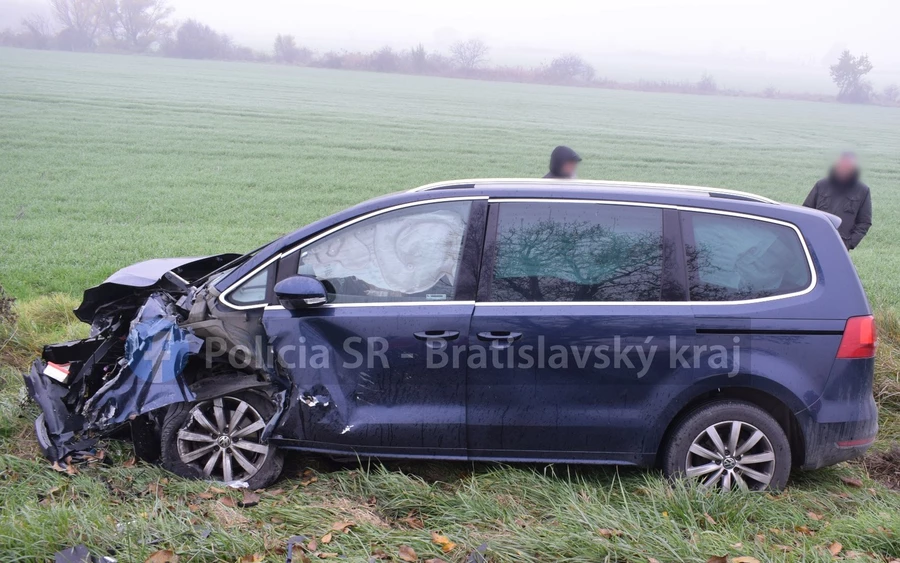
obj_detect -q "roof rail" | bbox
[407,178,777,204]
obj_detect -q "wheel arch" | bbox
[655,386,806,468]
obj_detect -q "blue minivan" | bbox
[26,179,878,491]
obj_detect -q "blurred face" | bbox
[833,155,859,182]
[560,160,578,179]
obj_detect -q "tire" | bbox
[662,400,791,491]
[160,390,284,489]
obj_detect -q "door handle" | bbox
[477,331,523,342]
[414,330,460,341]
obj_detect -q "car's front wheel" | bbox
[662,400,791,491]
[160,391,284,489]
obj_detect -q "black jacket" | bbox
[803,174,872,250]
[544,146,582,179]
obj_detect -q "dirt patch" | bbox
[0,284,15,326]
[866,446,900,490]
[316,496,392,529]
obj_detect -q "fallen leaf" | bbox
[300,469,318,487]
[775,545,794,553]
[731,543,743,549]
[840,476,863,488]
[307,539,318,552]
[808,511,824,521]
[706,557,726,563]
[209,486,226,494]
[266,488,286,496]
[316,553,338,559]
[399,513,424,529]
[271,517,284,524]
[704,513,717,525]
[731,558,761,563]
[239,555,264,563]
[219,497,237,508]
[239,489,260,508]
[598,528,623,538]
[321,532,333,544]
[148,482,165,499]
[365,495,377,506]
[431,531,456,552]
[198,492,214,500]
[144,549,178,563]
[829,542,843,556]
[398,545,418,562]
[424,559,448,563]
[123,457,136,468]
[51,461,77,475]
[649,559,662,563]
[331,521,355,533]
[187,504,201,511]
[795,525,814,536]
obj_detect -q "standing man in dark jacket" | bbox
[803,152,873,250]
[544,146,582,179]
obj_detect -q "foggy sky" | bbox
[168,0,899,68]
[3,0,899,91]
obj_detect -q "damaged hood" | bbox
[75,254,240,323]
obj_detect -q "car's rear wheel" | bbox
[662,400,791,491]
[160,391,284,488]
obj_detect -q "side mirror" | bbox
[274,276,328,309]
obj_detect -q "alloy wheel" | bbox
[684,420,776,491]
[176,396,270,483]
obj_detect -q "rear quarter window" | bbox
[682,211,811,301]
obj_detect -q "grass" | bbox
[0,48,899,562]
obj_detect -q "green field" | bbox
[1,48,900,562]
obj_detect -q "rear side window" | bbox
[489,202,663,302]
[682,212,811,302]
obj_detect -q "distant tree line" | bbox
[2,0,898,106]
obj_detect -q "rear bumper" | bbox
[799,394,878,470]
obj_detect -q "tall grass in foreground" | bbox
[0,297,898,561]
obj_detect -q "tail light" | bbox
[836,315,877,359]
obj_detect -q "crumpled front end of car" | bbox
[20,253,283,462]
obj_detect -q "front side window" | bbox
[489,202,663,302]
[296,201,472,304]
[683,212,811,301]
[228,265,271,306]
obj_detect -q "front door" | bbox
[466,200,694,463]
[262,198,486,458]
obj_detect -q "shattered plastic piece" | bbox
[284,536,308,563]
[226,480,250,489]
[54,544,117,563]
[43,362,71,384]
[300,394,330,407]
[83,294,200,426]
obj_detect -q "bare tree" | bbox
[449,38,489,71]
[49,0,102,49]
[882,84,899,103]
[101,0,172,51]
[544,54,595,83]
[696,72,717,93]
[830,50,874,103]
[273,34,299,63]
[165,19,232,59]
[21,13,52,48]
